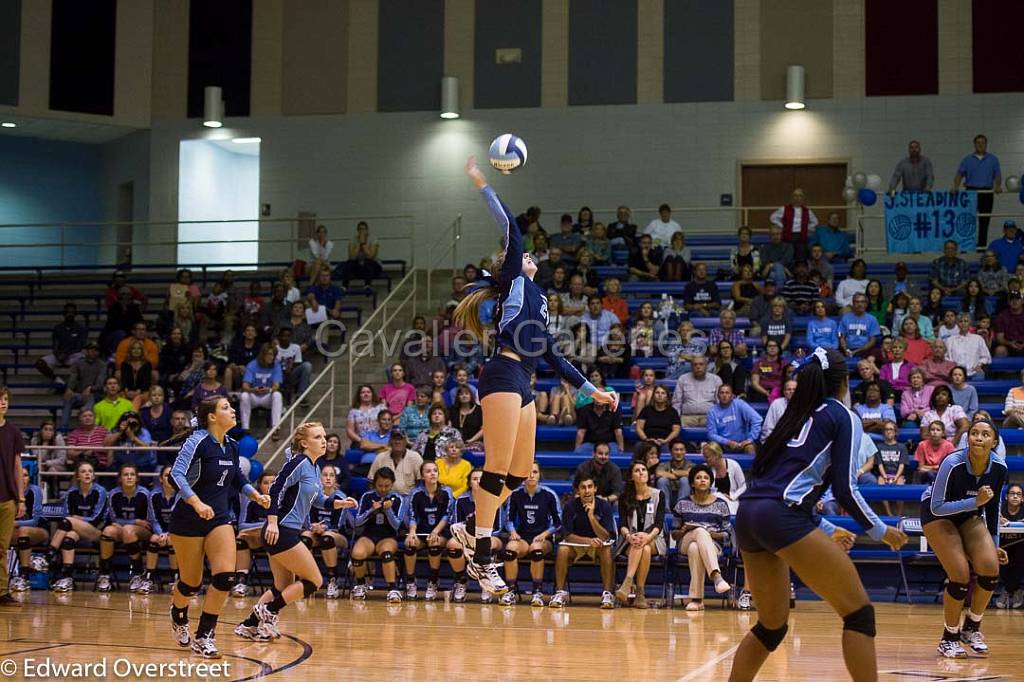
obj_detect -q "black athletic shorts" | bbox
[478,354,534,407]
[736,498,818,553]
[263,523,304,556]
[920,502,981,530]
[169,505,233,538]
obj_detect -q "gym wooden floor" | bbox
[2,592,1021,681]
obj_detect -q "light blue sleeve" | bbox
[829,406,887,542]
[83,486,109,525]
[705,407,728,446]
[929,454,978,517]
[743,400,763,441]
[171,431,204,500]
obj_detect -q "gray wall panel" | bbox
[377,0,444,112]
[474,0,541,109]
[568,0,636,106]
[0,0,19,106]
[664,0,733,103]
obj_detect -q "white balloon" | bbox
[852,172,867,189]
[866,173,883,190]
[238,456,251,479]
[843,187,857,202]
[1006,175,1021,192]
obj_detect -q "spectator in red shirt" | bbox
[994,292,1024,357]
[601,277,629,324]
[913,419,955,484]
[104,270,147,310]
[66,408,111,470]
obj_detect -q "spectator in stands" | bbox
[614,460,666,608]
[890,290,911,332]
[711,339,749,398]
[919,338,955,385]
[380,363,417,415]
[979,251,1011,298]
[535,246,565,290]
[93,376,133,432]
[663,320,708,379]
[809,212,852,260]
[138,385,171,446]
[672,463,733,610]
[105,270,146,310]
[855,382,897,433]
[706,385,762,454]
[770,188,817,260]
[761,378,796,441]
[994,291,1024,356]
[852,359,896,405]
[562,275,589,318]
[574,206,594,233]
[60,342,104,430]
[574,250,600,296]
[31,418,66,492]
[274,326,312,404]
[835,259,869,311]
[642,203,681,249]
[116,340,154,411]
[898,317,932,365]
[996,484,1024,609]
[339,221,383,286]
[607,206,638,246]
[584,223,611,264]
[368,429,423,495]
[155,327,187,388]
[599,277,627,324]
[437,436,471,498]
[659,231,692,282]
[900,367,934,427]
[449,385,482,449]
[66,408,109,470]
[672,356,721,427]
[914,420,955,484]
[516,205,543,239]
[168,345,204,410]
[760,297,793,354]
[759,226,794,288]
[935,309,961,341]
[948,366,979,418]
[282,300,315,355]
[550,213,583,264]
[549,472,617,609]
[921,287,945,324]
[258,283,288,337]
[411,404,458,461]
[874,420,909,514]
[806,300,840,350]
[580,296,619,347]
[158,410,191,456]
[224,323,260,390]
[305,269,344,321]
[573,442,623,504]
[398,388,431,442]
[628,233,661,281]
[930,240,971,296]
[280,269,302,304]
[989,220,1022,273]
[682,262,721,315]
[306,224,334,284]
[241,282,264,326]
[864,280,888,328]
[747,338,782,402]
[239,343,284,438]
[530,233,550,266]
[708,309,748,359]
[730,264,760,316]
[629,304,655,358]
[35,303,88,385]
[649,440,688,502]
[545,295,576,338]
[547,266,570,296]
[729,226,761,279]
[808,243,834,286]
[748,279,779,334]
[345,384,383,445]
[575,395,625,455]
[888,139,934,193]
[780,261,818,315]
[701,441,746,513]
[103,411,155,472]
[100,287,145,354]
[595,324,630,379]
[628,369,655,416]
[356,409,393,455]
[954,133,1002,247]
[1004,366,1024,430]
[114,321,159,370]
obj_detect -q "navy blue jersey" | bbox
[15,484,44,528]
[743,398,887,541]
[481,186,593,394]
[269,454,335,531]
[148,491,176,535]
[452,493,475,526]
[308,490,348,531]
[64,484,109,526]
[170,430,255,517]
[353,490,403,539]
[403,485,455,532]
[922,449,1007,539]
[504,485,562,540]
[239,495,271,530]
[108,486,150,524]
[561,496,616,539]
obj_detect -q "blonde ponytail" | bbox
[453,287,498,341]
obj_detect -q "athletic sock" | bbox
[962,611,983,631]
[429,568,440,582]
[98,558,111,573]
[532,580,543,593]
[508,581,518,592]
[328,565,338,578]
[387,582,397,592]
[61,564,73,578]
[268,591,287,613]
[131,557,143,574]
[466,514,476,536]
[196,611,219,638]
[242,611,259,627]
[454,571,467,584]
[474,527,493,563]
[171,605,189,626]
[943,624,960,640]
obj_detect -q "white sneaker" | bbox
[351,583,367,601]
[386,589,403,603]
[253,602,281,639]
[233,622,272,642]
[531,591,545,607]
[95,574,112,592]
[600,591,616,609]
[452,582,467,603]
[737,590,753,610]
[171,622,191,647]
[937,638,968,659]
[190,634,221,659]
[1012,590,1024,609]
[424,581,438,601]
[960,629,989,655]
[475,562,507,595]
[481,590,493,604]
[405,581,418,600]
[9,576,28,592]
[449,523,476,563]
[138,578,155,595]
[30,555,49,572]
[499,590,517,606]
[325,578,340,600]
[52,576,74,592]
[995,590,1009,609]
[549,590,569,608]
[230,581,251,598]
[129,575,144,592]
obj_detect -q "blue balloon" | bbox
[248,457,263,482]
[858,188,877,206]
[238,435,258,460]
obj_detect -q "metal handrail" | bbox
[256,360,338,466]
[426,214,462,309]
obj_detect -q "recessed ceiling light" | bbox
[231,137,261,144]
[1,122,16,128]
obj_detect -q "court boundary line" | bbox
[674,643,740,682]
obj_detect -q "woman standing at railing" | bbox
[449,156,617,594]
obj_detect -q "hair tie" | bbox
[812,346,830,370]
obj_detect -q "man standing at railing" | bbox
[954,134,1002,249]
[888,140,934,194]
[0,386,26,607]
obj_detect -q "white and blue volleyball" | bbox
[488,134,528,174]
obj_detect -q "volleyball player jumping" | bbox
[920,418,1008,658]
[728,348,908,682]
[451,156,617,593]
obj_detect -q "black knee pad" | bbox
[123,541,140,556]
[380,551,395,564]
[176,580,201,596]
[100,534,115,543]
[946,580,969,601]
[17,536,31,550]
[301,579,319,598]
[504,474,526,492]
[300,535,314,549]
[527,549,545,562]
[446,548,463,559]
[427,545,442,557]
[60,537,77,551]
[498,549,517,562]
[403,545,419,557]
[147,541,161,553]
[210,571,238,591]
[236,538,250,551]
[751,621,789,652]
[842,604,876,638]
[350,559,365,568]
[977,574,1000,591]
[319,535,336,550]
[57,518,72,532]
[479,470,506,496]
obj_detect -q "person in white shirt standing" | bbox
[307,224,334,284]
[644,204,682,249]
[946,312,992,377]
